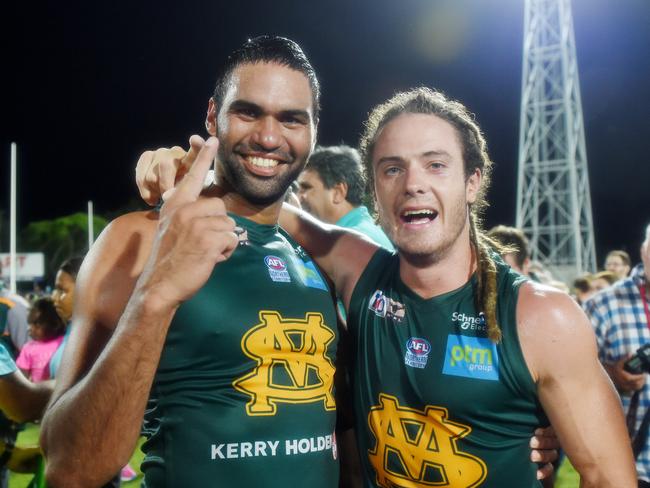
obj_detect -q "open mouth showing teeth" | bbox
[401,209,438,224]
[247,156,279,168]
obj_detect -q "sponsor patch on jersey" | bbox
[264,255,291,283]
[404,337,431,369]
[290,256,328,291]
[234,226,250,246]
[442,334,499,381]
[368,290,406,323]
[451,311,487,333]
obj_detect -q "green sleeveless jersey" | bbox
[348,249,548,488]
[142,214,339,487]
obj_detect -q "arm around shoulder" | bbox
[517,282,637,487]
[279,203,380,308]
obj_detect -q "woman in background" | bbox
[48,257,83,379]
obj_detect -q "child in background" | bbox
[16,297,65,382]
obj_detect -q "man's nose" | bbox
[252,116,282,150]
[404,165,427,196]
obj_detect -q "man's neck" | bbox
[203,185,282,226]
[329,202,356,225]
[398,232,477,300]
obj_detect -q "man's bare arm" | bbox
[279,204,378,308]
[41,138,238,487]
[518,283,637,487]
[40,211,169,487]
[0,373,53,423]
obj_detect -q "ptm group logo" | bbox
[442,335,499,381]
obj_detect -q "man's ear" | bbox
[206,98,218,137]
[332,182,348,204]
[466,168,482,204]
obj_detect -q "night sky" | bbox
[3,0,649,267]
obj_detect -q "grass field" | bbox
[9,423,581,487]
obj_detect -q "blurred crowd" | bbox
[0,257,136,486]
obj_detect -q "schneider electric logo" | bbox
[451,311,487,332]
[442,334,499,381]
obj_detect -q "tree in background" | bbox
[21,213,108,283]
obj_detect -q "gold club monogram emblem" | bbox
[368,394,487,487]
[233,311,336,416]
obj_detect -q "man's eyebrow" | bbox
[376,155,406,166]
[278,109,311,121]
[376,149,453,165]
[229,100,262,113]
[421,149,452,159]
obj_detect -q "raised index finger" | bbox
[179,134,206,175]
[166,136,219,207]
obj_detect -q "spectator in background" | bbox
[48,256,83,379]
[573,274,596,305]
[527,260,556,284]
[0,262,30,358]
[487,226,573,295]
[605,249,632,280]
[0,343,52,421]
[16,298,65,382]
[591,270,618,292]
[584,223,650,487]
[0,343,53,487]
[486,225,530,275]
[297,145,393,249]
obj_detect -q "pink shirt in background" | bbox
[16,335,64,382]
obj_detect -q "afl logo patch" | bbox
[405,337,431,369]
[265,255,287,271]
[264,255,291,283]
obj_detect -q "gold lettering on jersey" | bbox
[368,394,487,487]
[233,311,336,416]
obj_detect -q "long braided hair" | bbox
[359,87,504,342]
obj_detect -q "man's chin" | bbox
[223,171,292,206]
[242,190,287,206]
[241,179,295,206]
[393,237,451,264]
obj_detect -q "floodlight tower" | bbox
[516,0,596,282]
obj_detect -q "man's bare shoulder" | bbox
[106,210,159,237]
[517,281,586,330]
[77,210,159,329]
[516,281,597,381]
[94,210,158,260]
